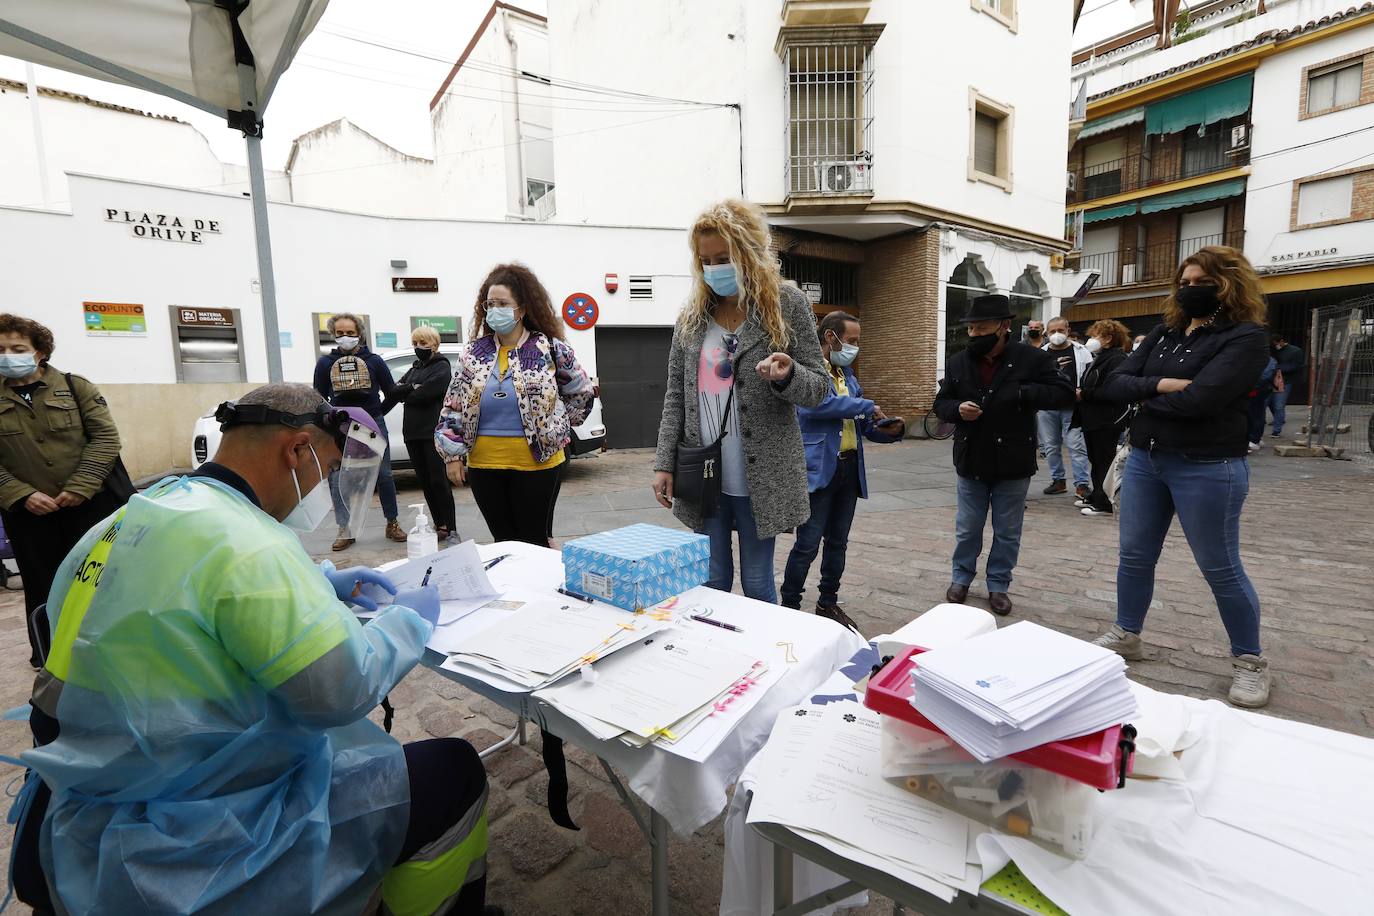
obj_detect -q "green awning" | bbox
[1139,178,1246,214]
[1082,202,1138,224]
[1144,74,1253,135]
[1079,106,1144,140]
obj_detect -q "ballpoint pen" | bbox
[483,554,512,570]
[690,614,743,633]
[420,566,433,588]
[556,586,594,603]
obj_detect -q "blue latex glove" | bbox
[393,586,441,629]
[321,561,397,612]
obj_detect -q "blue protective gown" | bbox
[23,476,432,915]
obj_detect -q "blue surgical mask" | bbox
[702,262,739,297]
[486,306,519,335]
[829,340,859,368]
[0,353,38,379]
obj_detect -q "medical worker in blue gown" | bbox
[10,383,497,916]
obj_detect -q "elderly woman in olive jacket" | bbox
[652,202,829,604]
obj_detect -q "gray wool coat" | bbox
[653,284,830,539]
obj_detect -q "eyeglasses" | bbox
[714,333,739,380]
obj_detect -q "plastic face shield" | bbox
[214,401,385,538]
[331,409,386,539]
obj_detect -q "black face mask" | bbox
[414,347,433,361]
[1176,284,1221,319]
[967,330,1001,359]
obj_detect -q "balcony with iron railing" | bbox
[1069,133,1251,205]
[1069,230,1246,289]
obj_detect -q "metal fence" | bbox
[1305,295,1374,457]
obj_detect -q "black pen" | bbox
[556,586,594,604]
[420,566,433,588]
[483,554,511,570]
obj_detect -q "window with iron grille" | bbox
[781,30,881,197]
[779,253,860,309]
[629,275,654,300]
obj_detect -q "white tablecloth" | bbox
[722,657,1374,916]
[412,540,865,836]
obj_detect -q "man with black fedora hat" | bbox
[933,294,1074,615]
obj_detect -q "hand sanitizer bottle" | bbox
[407,503,438,559]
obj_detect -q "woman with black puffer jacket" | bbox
[1091,245,1271,709]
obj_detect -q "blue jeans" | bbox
[1267,388,1289,435]
[331,415,399,527]
[1037,409,1089,487]
[1116,448,1261,657]
[698,495,778,604]
[951,475,1031,593]
[781,453,860,609]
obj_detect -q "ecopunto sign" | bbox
[105,208,222,244]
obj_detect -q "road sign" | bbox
[562,292,599,331]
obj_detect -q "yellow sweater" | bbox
[467,345,566,471]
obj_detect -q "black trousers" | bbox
[1083,428,1122,512]
[467,465,563,547]
[0,488,126,665]
[406,439,458,535]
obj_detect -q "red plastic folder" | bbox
[864,646,1134,791]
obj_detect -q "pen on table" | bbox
[690,614,743,633]
[420,566,434,588]
[484,554,511,570]
[556,586,594,604]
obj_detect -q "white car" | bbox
[191,344,606,469]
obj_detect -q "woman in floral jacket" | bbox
[435,263,593,545]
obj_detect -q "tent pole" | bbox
[245,134,284,383]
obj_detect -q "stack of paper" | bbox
[534,627,765,749]
[910,621,1137,763]
[363,540,500,625]
[746,705,982,903]
[443,599,673,690]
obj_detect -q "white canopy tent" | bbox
[0,0,334,383]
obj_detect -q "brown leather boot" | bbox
[988,592,1013,616]
[331,527,354,552]
[385,520,408,542]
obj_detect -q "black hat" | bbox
[960,294,1015,323]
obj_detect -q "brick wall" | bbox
[854,230,940,424]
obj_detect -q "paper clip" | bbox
[655,727,678,741]
[776,641,799,664]
[617,622,637,631]
[580,653,598,664]
[648,611,673,621]
[657,597,680,610]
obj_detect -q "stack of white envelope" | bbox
[910,621,1138,763]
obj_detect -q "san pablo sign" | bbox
[1270,247,1337,264]
[105,208,222,244]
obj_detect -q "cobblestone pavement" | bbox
[0,440,1369,915]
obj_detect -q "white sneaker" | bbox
[1073,498,1090,508]
[1091,624,1144,660]
[1228,654,1271,708]
[1081,506,1113,517]
[1247,441,1261,453]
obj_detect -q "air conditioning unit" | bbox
[1121,263,1138,284]
[1229,124,1249,150]
[1066,171,1078,192]
[817,160,872,194]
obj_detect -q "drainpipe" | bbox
[505,18,527,218]
[25,64,51,208]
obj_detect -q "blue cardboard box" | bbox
[562,524,710,611]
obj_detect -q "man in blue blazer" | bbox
[780,311,904,631]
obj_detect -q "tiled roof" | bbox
[0,77,183,122]
[1088,2,1374,103]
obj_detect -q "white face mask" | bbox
[1048,331,1068,347]
[335,335,360,351]
[1085,338,1103,354]
[283,445,332,533]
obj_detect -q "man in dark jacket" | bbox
[1267,333,1304,438]
[934,295,1075,616]
[312,312,404,550]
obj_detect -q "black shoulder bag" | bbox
[673,385,734,519]
[66,373,136,504]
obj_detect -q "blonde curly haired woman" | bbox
[1092,246,1273,708]
[652,200,829,604]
